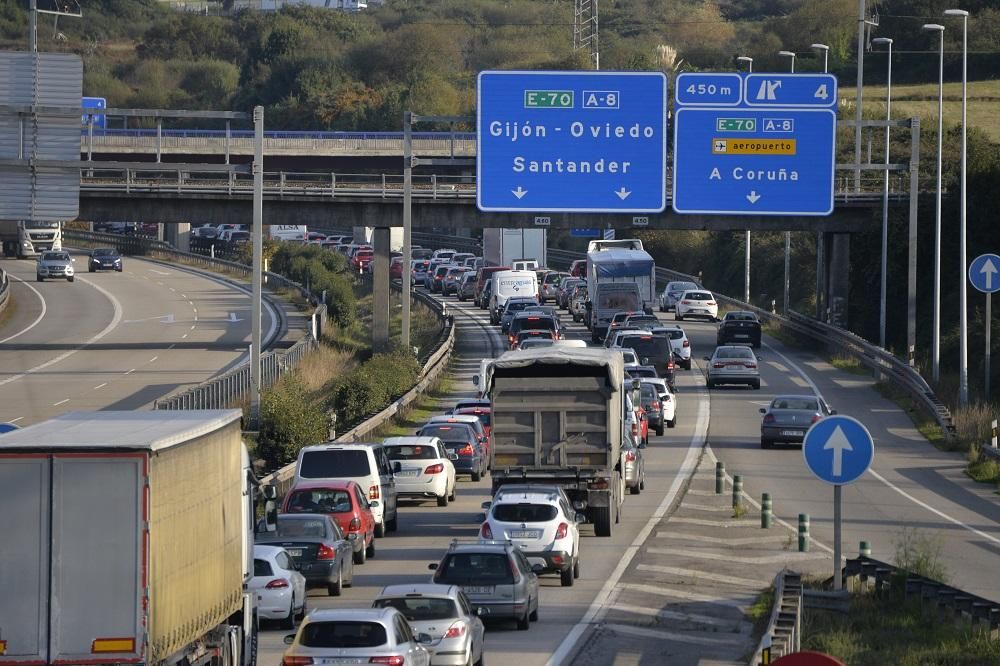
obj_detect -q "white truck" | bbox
[0,410,262,666]
[354,226,404,252]
[268,224,307,242]
[483,228,547,268]
[586,238,657,342]
[0,220,63,258]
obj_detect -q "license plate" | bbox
[465,585,495,594]
[510,529,540,539]
[286,548,303,557]
[317,660,365,665]
[395,469,420,477]
[735,334,749,338]
[781,430,803,437]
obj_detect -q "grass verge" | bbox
[374,375,456,439]
[740,586,775,662]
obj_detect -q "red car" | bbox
[282,480,377,565]
[351,250,374,273]
[455,405,492,447]
[570,259,587,278]
[389,256,404,280]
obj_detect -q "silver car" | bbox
[659,280,700,312]
[705,345,760,389]
[373,584,486,666]
[281,607,431,666]
[36,251,75,282]
[457,272,478,301]
[622,430,645,495]
[759,394,835,449]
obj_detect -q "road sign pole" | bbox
[745,230,751,305]
[250,105,264,423]
[833,484,843,590]
[987,292,991,400]
[402,111,412,352]
[784,231,790,315]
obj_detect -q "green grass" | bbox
[873,380,948,447]
[829,354,871,376]
[374,375,455,438]
[741,587,775,662]
[966,457,1000,486]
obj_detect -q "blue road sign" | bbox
[477,71,667,213]
[969,253,1000,294]
[82,96,107,130]
[802,415,875,485]
[571,228,602,238]
[743,74,838,108]
[675,73,743,106]
[0,422,20,434]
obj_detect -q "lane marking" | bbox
[0,276,47,344]
[182,333,188,339]
[600,623,745,648]
[0,277,123,388]
[124,368,135,375]
[617,582,753,608]
[636,563,763,588]
[608,602,738,629]
[93,383,107,390]
[646,546,826,564]
[169,287,176,293]
[149,356,158,363]
[9,416,23,423]
[52,398,69,406]
[547,374,709,666]
[668,516,758,528]
[189,325,196,330]
[680,502,733,512]
[655,532,791,546]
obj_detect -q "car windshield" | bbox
[275,516,330,538]
[772,398,819,411]
[685,292,713,301]
[299,621,388,649]
[437,553,514,584]
[286,489,352,514]
[93,248,116,257]
[492,504,558,522]
[386,445,438,460]
[716,348,755,360]
[373,597,458,621]
[298,449,371,478]
[43,252,70,262]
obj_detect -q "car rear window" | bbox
[773,398,819,410]
[386,445,438,460]
[457,410,491,427]
[437,553,514,584]
[619,336,670,360]
[717,348,755,359]
[512,317,556,333]
[286,489,353,513]
[373,597,458,621]
[299,621,388,648]
[685,292,712,300]
[419,424,473,442]
[492,504,558,522]
[299,449,372,479]
[253,559,273,576]
[627,367,658,378]
[275,517,330,538]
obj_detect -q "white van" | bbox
[488,270,539,324]
[294,442,400,537]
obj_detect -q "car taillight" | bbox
[369,657,405,666]
[555,522,569,539]
[708,301,716,306]
[265,578,290,589]
[763,414,775,424]
[631,422,639,438]
[713,362,725,368]
[369,485,380,500]
[348,517,361,531]
[459,444,475,456]
[316,543,336,560]
[589,478,609,490]
[444,622,467,639]
[481,523,493,539]
[624,450,636,462]
[812,414,822,424]
[282,657,313,666]
[683,339,690,347]
[681,300,691,304]
[509,558,521,583]
[424,463,445,474]
[651,401,661,410]
[744,362,757,369]
[667,359,675,370]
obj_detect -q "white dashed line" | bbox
[190,325,196,330]
[149,356,158,363]
[9,417,23,423]
[182,333,188,339]
[125,368,135,375]
[169,287,176,293]
[53,399,69,406]
[94,383,107,390]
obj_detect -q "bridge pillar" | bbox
[824,232,850,328]
[371,227,391,353]
[163,222,190,253]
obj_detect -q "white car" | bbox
[383,436,457,507]
[373,584,486,666]
[660,280,700,312]
[675,289,718,322]
[480,484,583,587]
[250,544,307,629]
[282,608,431,666]
[641,378,676,434]
[652,325,692,370]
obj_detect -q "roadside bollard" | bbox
[798,514,810,552]
[860,540,871,558]
[732,474,743,509]
[715,461,725,494]
[761,493,772,529]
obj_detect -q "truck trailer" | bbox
[0,220,63,258]
[486,347,627,537]
[482,228,547,268]
[0,410,260,666]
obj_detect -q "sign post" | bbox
[802,415,875,590]
[969,253,1000,400]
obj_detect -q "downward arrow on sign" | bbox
[981,258,997,290]
[615,187,631,201]
[746,191,761,204]
[823,425,854,477]
[512,187,528,199]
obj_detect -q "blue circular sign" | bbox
[0,422,21,434]
[802,415,874,485]
[969,253,1000,294]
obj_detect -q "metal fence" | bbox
[748,570,803,665]
[0,267,10,315]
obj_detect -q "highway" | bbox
[0,252,280,426]
[255,274,1000,665]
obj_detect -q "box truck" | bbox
[483,228,547,268]
[586,238,657,341]
[0,410,261,666]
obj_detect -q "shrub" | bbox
[257,374,328,470]
[330,352,420,426]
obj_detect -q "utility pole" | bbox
[574,0,599,70]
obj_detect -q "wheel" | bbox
[668,417,676,429]
[753,381,761,390]
[474,647,485,666]
[761,439,772,450]
[328,565,343,596]
[659,305,665,312]
[561,566,575,586]
[675,313,683,321]
[375,521,386,538]
[365,539,375,559]
[516,610,530,630]
[386,515,398,532]
[89,266,95,273]
[437,493,449,507]
[67,276,74,282]
[471,468,481,482]
[629,480,640,495]
[706,380,714,389]
[683,359,692,370]
[592,506,613,537]
[36,275,43,282]
[529,600,539,622]
[279,596,295,629]
[640,475,645,490]
[448,485,456,502]
[353,542,366,565]
[573,556,580,579]
[297,596,307,620]
[656,423,664,437]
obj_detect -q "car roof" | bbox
[382,436,442,447]
[495,483,566,496]
[445,540,514,554]
[304,607,400,623]
[492,488,562,504]
[377,583,460,599]
[253,543,286,557]
[428,414,481,425]
[288,480,361,491]
[299,441,383,452]
[770,394,820,402]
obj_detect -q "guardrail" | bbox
[748,570,803,665]
[0,267,10,315]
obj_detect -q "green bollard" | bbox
[761,493,772,529]
[798,513,810,552]
[860,540,871,558]
[732,474,743,509]
[715,461,725,494]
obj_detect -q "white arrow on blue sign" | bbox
[969,253,1000,294]
[802,415,874,485]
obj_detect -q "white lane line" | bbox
[547,378,709,666]
[180,293,186,298]
[52,398,69,406]
[646,546,826,564]
[93,383,107,390]
[608,602,738,629]
[149,356,158,363]
[9,416,23,423]
[668,516,760,528]
[764,341,1000,549]
[636,563,763,588]
[655,532,791,546]
[0,277,123,388]
[600,623,745,648]
[169,287,176,293]
[617,583,753,609]
[0,276,47,344]
[680,502,733,512]
[124,368,135,375]
[182,333,188,339]
[189,325,196,330]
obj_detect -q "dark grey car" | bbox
[759,395,835,449]
[255,513,355,596]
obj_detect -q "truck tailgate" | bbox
[0,455,144,665]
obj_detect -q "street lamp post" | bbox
[811,44,830,319]
[778,51,796,315]
[945,9,970,405]
[810,43,830,73]
[737,56,753,305]
[872,37,893,350]
[923,23,945,383]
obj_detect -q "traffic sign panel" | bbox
[675,73,742,106]
[969,253,1000,293]
[803,415,874,485]
[477,71,667,213]
[570,228,601,238]
[744,73,838,108]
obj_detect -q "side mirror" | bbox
[481,500,492,510]
[641,357,649,365]
[393,461,402,473]
[472,375,480,386]
[477,606,490,616]
[572,500,587,511]
[369,500,380,508]
[264,500,278,531]
[283,634,296,645]
[262,485,277,501]
[428,562,439,570]
[575,512,587,523]
[448,452,459,461]
[759,408,767,414]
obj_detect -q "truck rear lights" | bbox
[763,414,775,424]
[316,543,336,560]
[266,578,291,589]
[589,478,609,490]
[624,450,637,462]
[424,463,445,474]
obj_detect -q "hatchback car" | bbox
[373,584,486,666]
[706,345,761,389]
[539,271,569,303]
[513,329,555,349]
[499,297,540,333]
[384,436,457,506]
[660,280,701,312]
[88,247,123,272]
[427,414,490,460]
[412,260,431,284]
[431,265,453,292]
[281,607,431,666]
[641,378,676,434]
[457,272,478,301]
[36,251,75,282]
[416,422,487,482]
[251,544,307,629]
[652,325,692,370]
[556,277,584,309]
[622,431,646,496]
[442,266,468,296]
[428,540,540,630]
[508,313,561,348]
[760,395,835,449]
[676,290,718,321]
[569,285,589,322]
[479,485,583,587]
[281,481,376,565]
[255,513,356,594]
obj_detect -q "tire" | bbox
[683,360,692,370]
[386,515,398,532]
[761,439,772,450]
[529,601,539,622]
[592,506,613,537]
[706,380,715,389]
[471,468,481,482]
[437,493,449,507]
[374,522,385,538]
[448,485,456,502]
[279,596,295,630]
[366,539,375,559]
[353,542,366,565]
[89,266,95,273]
[659,305,665,312]
[517,610,530,631]
[67,276,74,282]
[753,381,761,390]
[675,313,683,321]
[297,595,307,620]
[668,417,676,429]
[561,566,575,587]
[474,647,485,666]
[573,556,581,579]
[328,565,343,596]
[656,423,664,437]
[629,480,640,495]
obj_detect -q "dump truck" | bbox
[0,410,261,666]
[485,347,627,537]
